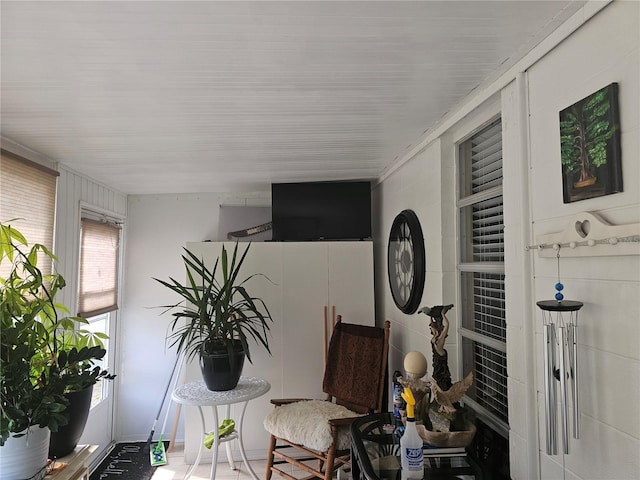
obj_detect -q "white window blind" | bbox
[469,121,503,194]
[0,150,57,278]
[78,218,120,317]
[458,119,508,432]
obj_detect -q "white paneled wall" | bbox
[372,137,461,387]
[500,75,539,479]
[54,166,127,313]
[373,2,639,479]
[527,3,639,478]
[53,166,127,463]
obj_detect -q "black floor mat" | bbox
[90,442,164,480]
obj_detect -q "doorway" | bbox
[75,213,123,463]
[78,311,117,461]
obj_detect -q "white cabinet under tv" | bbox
[181,241,374,462]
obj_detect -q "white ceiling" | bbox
[1,1,585,195]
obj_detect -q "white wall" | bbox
[526,3,639,479]
[372,136,461,387]
[373,2,639,479]
[117,193,269,442]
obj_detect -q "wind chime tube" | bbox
[543,323,556,455]
[568,323,580,439]
[543,323,550,453]
[549,322,557,454]
[557,326,569,454]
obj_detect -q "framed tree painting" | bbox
[559,82,622,203]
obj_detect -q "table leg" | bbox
[184,406,206,480]
[237,400,260,480]
[209,405,219,480]
[224,403,237,470]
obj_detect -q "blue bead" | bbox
[555,292,564,301]
[555,282,564,291]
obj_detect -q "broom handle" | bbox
[160,353,185,437]
[323,306,328,367]
[147,352,183,447]
[164,362,185,453]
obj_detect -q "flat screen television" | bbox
[271,181,372,241]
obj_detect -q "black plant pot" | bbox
[49,385,93,458]
[200,343,245,391]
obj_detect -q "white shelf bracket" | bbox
[527,211,640,257]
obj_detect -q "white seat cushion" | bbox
[263,400,359,451]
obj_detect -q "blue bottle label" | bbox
[405,447,423,470]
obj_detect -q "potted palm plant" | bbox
[155,242,273,391]
[0,222,112,478]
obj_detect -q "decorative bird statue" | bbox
[418,304,454,320]
[431,371,474,413]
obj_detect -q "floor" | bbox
[150,444,476,480]
[151,445,262,480]
[151,444,318,480]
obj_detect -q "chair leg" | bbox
[266,434,277,480]
[323,446,336,480]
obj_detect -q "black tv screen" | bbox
[271,181,371,241]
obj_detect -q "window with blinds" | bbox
[458,118,508,435]
[0,150,58,278]
[77,218,121,318]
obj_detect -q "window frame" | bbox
[456,116,509,438]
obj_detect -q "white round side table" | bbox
[171,376,271,480]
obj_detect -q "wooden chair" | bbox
[264,316,390,480]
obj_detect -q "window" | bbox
[0,150,57,277]
[457,119,508,436]
[85,311,111,407]
[78,215,121,407]
[78,218,120,317]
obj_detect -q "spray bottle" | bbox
[400,387,423,479]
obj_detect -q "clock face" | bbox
[387,209,425,314]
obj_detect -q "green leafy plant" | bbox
[0,221,113,445]
[155,242,273,364]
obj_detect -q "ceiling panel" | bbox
[1,1,585,194]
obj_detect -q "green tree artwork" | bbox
[559,83,622,203]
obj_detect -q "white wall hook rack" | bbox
[526,211,640,257]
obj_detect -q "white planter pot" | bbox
[0,426,50,480]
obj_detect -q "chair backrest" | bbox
[322,318,390,414]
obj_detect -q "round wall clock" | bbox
[387,209,425,314]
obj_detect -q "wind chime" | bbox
[536,246,583,455]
